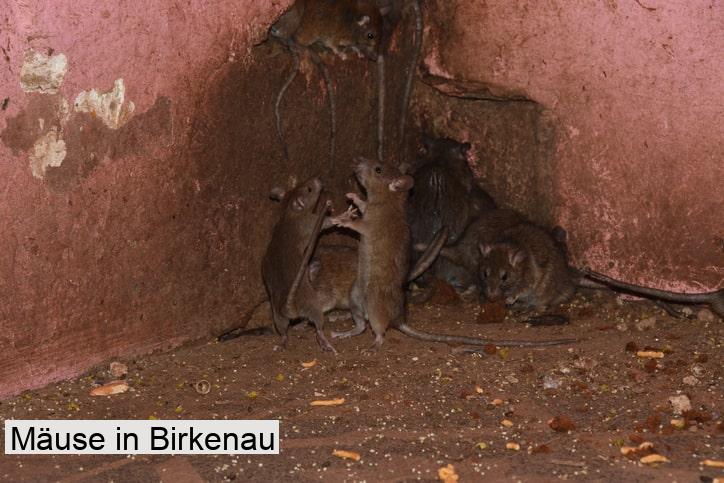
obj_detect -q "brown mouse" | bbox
[261,177,337,352]
[331,157,576,350]
[270,0,387,170]
[478,222,576,312]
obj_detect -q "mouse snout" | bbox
[311,177,323,192]
[485,286,502,302]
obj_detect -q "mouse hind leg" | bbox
[331,283,367,339]
[304,307,338,354]
[271,307,291,351]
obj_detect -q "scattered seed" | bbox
[332,449,360,461]
[310,398,345,407]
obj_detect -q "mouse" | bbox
[270,0,387,172]
[407,135,497,290]
[414,208,578,319]
[415,209,525,292]
[261,176,337,352]
[478,221,576,313]
[331,157,576,350]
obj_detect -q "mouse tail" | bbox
[399,0,422,145]
[218,298,270,342]
[580,268,722,307]
[407,226,448,282]
[396,322,576,347]
[377,51,385,161]
[307,49,336,174]
[274,46,300,162]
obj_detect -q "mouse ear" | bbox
[389,174,414,192]
[398,162,412,175]
[357,15,370,26]
[308,258,321,283]
[269,187,286,202]
[509,250,527,267]
[479,243,492,257]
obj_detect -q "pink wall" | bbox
[0,0,292,399]
[419,0,723,291]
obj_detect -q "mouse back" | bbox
[294,0,384,60]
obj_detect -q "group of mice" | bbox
[225,134,723,355]
[221,1,722,353]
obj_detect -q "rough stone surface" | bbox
[416,0,724,292]
[0,0,409,399]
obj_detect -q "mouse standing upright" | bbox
[332,157,576,350]
[261,177,338,352]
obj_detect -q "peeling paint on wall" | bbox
[29,127,66,178]
[20,50,68,94]
[74,79,135,129]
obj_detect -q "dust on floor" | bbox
[0,288,722,482]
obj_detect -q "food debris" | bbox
[668,394,692,414]
[501,419,514,427]
[506,442,521,451]
[332,449,361,461]
[703,459,724,468]
[89,381,129,396]
[621,441,654,457]
[301,359,318,369]
[491,398,504,406]
[636,350,664,359]
[548,415,576,432]
[438,464,459,482]
[194,380,211,395]
[246,391,258,399]
[670,418,686,429]
[640,454,670,464]
[476,442,488,450]
[310,398,345,406]
[109,361,128,379]
[275,373,285,382]
[475,385,483,394]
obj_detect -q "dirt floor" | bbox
[0,287,722,482]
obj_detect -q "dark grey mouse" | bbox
[270,0,387,171]
[331,157,576,350]
[407,135,496,290]
[261,177,336,352]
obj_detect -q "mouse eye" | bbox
[501,271,508,281]
[482,269,490,279]
[374,166,382,174]
[367,32,374,40]
[306,186,312,193]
